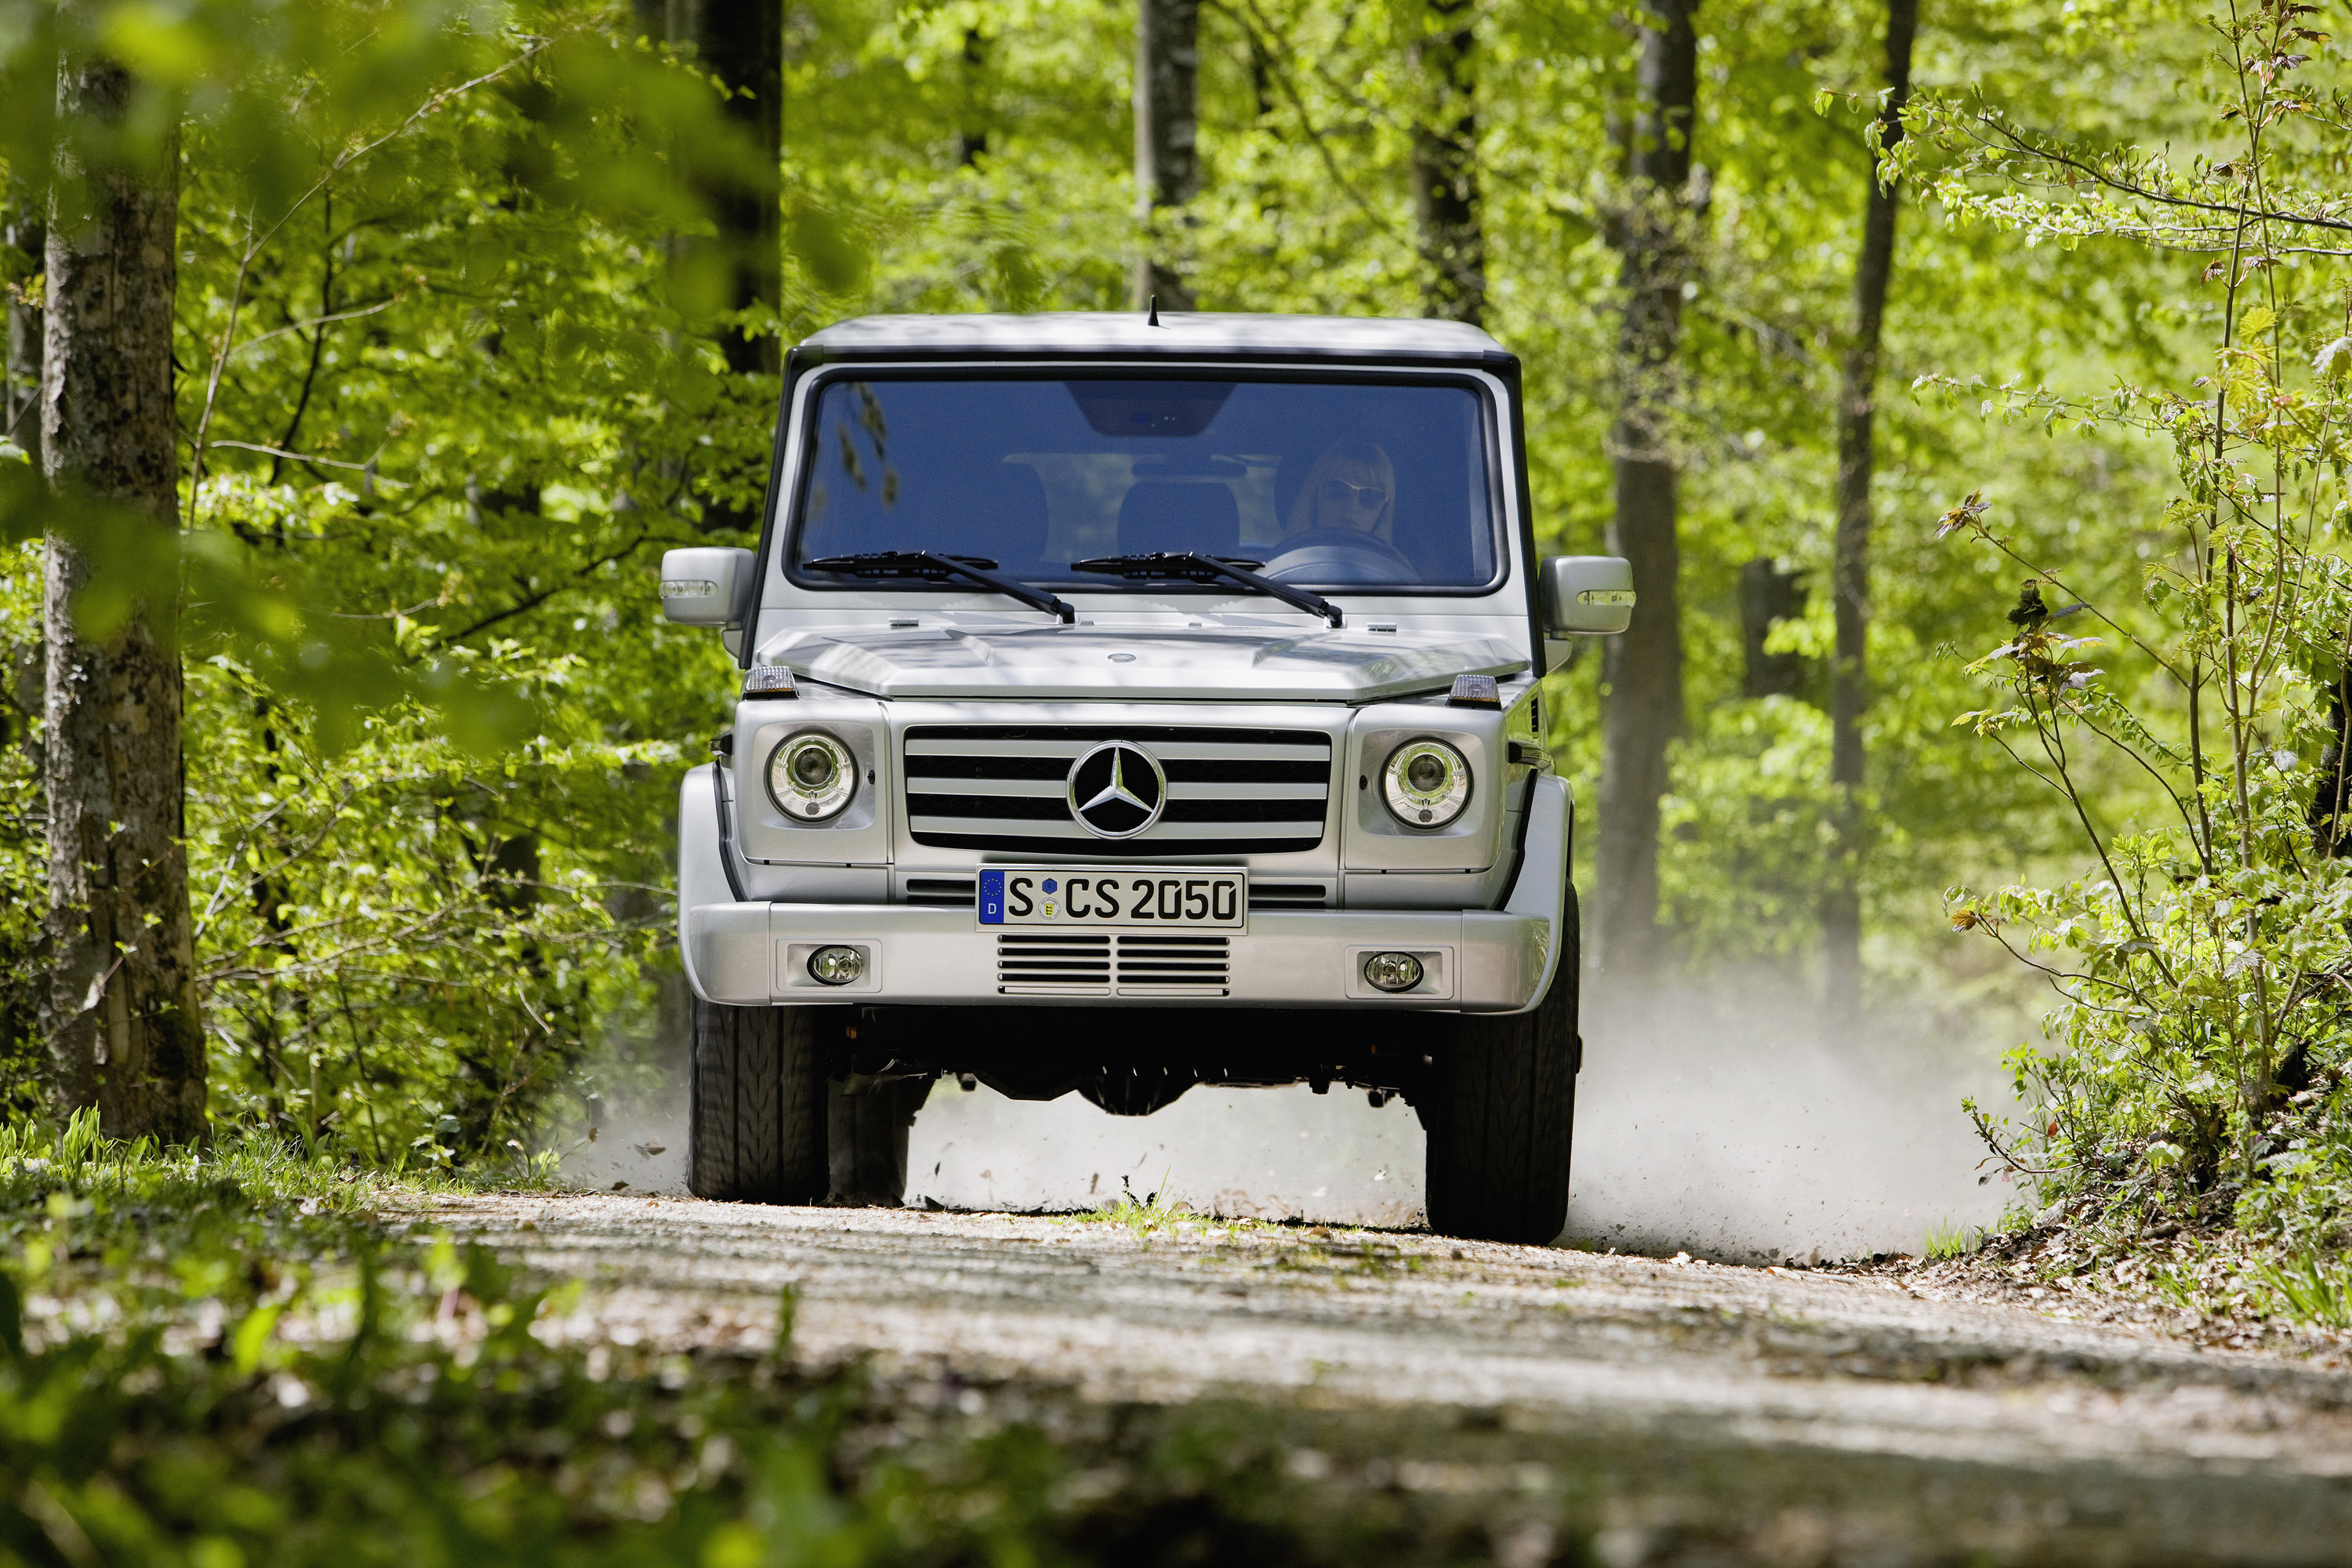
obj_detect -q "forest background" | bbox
[0,0,2280,1206]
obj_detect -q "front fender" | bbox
[1496,773,1572,1014]
[677,764,742,1000]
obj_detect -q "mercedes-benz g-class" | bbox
[661,311,1632,1243]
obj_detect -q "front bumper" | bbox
[677,767,1573,1014]
[684,902,1552,1011]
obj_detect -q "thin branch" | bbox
[434,533,652,645]
[1949,111,2352,238]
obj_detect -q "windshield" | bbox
[787,375,1498,592]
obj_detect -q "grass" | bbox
[1063,1170,1223,1239]
[1922,1218,1986,1261]
[2248,1254,2352,1330]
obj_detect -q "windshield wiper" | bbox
[1069,553,1343,628]
[803,550,1075,624]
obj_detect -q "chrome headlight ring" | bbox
[768,730,856,822]
[1382,738,1472,829]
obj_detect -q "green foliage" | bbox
[2,0,771,1149]
[0,0,2288,1164]
[1915,0,2352,1301]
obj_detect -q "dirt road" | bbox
[437,1192,2352,1565]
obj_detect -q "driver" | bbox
[1283,438,1396,543]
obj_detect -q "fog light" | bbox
[808,946,866,985]
[1363,951,1424,993]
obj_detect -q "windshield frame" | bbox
[772,365,1510,601]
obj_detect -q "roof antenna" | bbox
[1145,293,1161,328]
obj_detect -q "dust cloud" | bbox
[1565,978,2016,1263]
[562,977,2019,1262]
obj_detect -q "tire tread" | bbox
[688,1000,828,1202]
[1424,889,1580,1243]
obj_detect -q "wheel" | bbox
[1421,888,1581,1244]
[827,1076,934,1205]
[687,998,829,1202]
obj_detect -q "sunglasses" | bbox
[1322,478,1388,510]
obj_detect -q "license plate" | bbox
[978,868,1246,931]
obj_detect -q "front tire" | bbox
[1421,888,1581,1244]
[688,999,829,1202]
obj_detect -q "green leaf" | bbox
[232,1301,284,1376]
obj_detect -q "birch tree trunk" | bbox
[1592,0,1699,980]
[1410,0,1484,326]
[1133,0,1201,310]
[1822,0,1918,1016]
[41,51,207,1142]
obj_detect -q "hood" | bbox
[756,623,1529,702]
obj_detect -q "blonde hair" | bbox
[1283,438,1397,539]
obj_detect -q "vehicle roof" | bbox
[795,311,1512,366]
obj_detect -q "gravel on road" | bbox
[430,1192,2352,1566]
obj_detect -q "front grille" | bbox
[995,933,1232,996]
[906,725,1332,857]
[1248,882,1329,909]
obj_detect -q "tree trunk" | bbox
[41,53,207,1143]
[1410,0,1484,327]
[1740,557,1804,699]
[1593,0,1699,980]
[1822,0,1918,1017]
[1133,0,1202,310]
[667,0,782,378]
[956,27,990,167]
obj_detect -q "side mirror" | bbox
[1540,555,1635,635]
[660,547,756,627]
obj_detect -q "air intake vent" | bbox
[903,877,978,907]
[1248,882,1329,909]
[996,932,1111,993]
[993,933,1231,996]
[906,725,1332,858]
[1115,935,1229,993]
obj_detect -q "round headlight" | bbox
[1382,739,1471,828]
[768,731,855,821]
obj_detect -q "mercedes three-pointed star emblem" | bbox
[1065,741,1168,839]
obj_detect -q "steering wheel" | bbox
[1261,528,1418,585]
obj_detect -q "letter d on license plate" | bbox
[978,868,1246,931]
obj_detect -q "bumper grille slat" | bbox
[902,877,978,907]
[908,724,1332,858]
[994,931,1114,991]
[994,932,1230,995]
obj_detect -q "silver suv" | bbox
[661,311,1631,1243]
